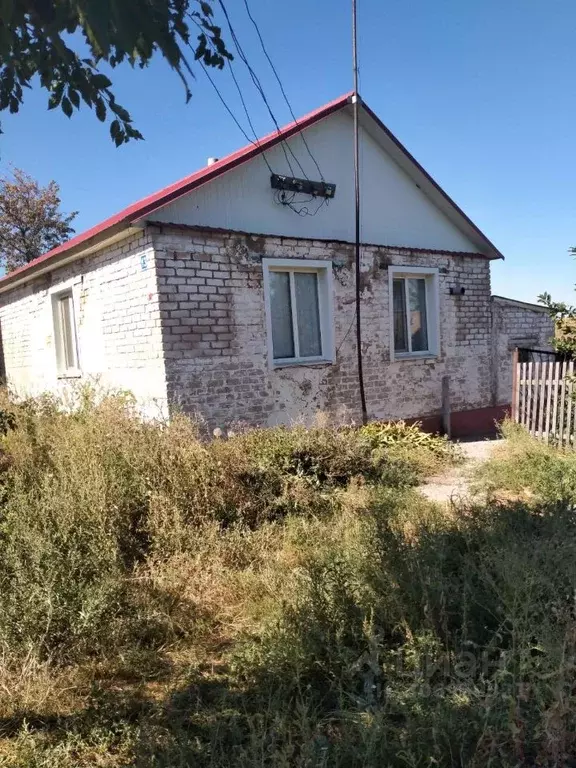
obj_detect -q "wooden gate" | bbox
[512,348,575,445]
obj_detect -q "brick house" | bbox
[0,94,550,434]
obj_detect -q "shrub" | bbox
[227,492,576,766]
[4,418,576,766]
[0,391,455,664]
[475,419,576,505]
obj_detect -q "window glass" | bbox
[393,279,408,353]
[58,294,78,369]
[408,278,428,352]
[295,272,322,357]
[270,271,294,359]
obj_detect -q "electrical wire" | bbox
[216,0,310,180]
[194,55,275,176]
[275,190,329,217]
[188,9,329,219]
[241,0,325,182]
[187,18,275,176]
[194,50,328,219]
[337,317,356,355]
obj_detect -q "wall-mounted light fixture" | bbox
[449,286,466,296]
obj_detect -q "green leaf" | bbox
[61,96,73,118]
[195,34,207,61]
[95,98,106,122]
[0,0,14,25]
[109,101,131,122]
[110,118,121,139]
[68,88,80,109]
[48,81,65,110]
[91,73,112,89]
[125,124,143,141]
[82,0,112,57]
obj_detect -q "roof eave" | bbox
[359,101,504,260]
[0,222,140,295]
[128,93,354,223]
[0,89,504,294]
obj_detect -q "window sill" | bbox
[272,358,334,370]
[393,352,438,362]
[57,370,82,380]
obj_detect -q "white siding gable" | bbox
[151,110,479,253]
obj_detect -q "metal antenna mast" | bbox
[352,0,368,424]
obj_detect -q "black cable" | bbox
[275,189,328,217]
[189,11,328,219]
[241,0,325,181]
[216,0,310,180]
[187,18,275,176]
[337,317,356,354]
[194,55,275,176]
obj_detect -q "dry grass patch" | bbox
[0,390,473,766]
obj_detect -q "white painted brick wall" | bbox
[491,296,555,405]
[0,224,511,428]
[152,226,494,427]
[0,231,169,418]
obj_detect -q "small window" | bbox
[264,259,334,366]
[390,268,439,359]
[52,290,80,376]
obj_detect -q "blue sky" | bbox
[1,0,575,304]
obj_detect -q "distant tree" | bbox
[0,168,77,273]
[0,1,231,145]
[538,248,576,357]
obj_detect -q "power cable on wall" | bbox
[352,0,368,424]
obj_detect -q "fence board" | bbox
[512,348,520,423]
[526,361,534,432]
[551,362,560,443]
[566,362,574,447]
[538,362,547,438]
[531,362,541,437]
[559,361,568,446]
[519,361,526,426]
[544,361,554,443]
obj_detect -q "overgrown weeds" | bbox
[3,394,575,765]
[475,419,576,505]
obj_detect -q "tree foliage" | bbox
[0,168,77,273]
[538,247,576,357]
[0,0,231,145]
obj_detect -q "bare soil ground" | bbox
[420,438,501,504]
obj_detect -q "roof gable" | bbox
[0,93,502,292]
[150,107,490,255]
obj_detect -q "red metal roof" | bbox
[1,92,353,286]
[0,90,504,289]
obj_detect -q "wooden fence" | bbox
[513,352,576,445]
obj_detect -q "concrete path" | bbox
[420,439,501,504]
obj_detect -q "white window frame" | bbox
[389,266,440,361]
[263,258,335,368]
[50,278,81,378]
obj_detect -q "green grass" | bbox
[1,396,575,766]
